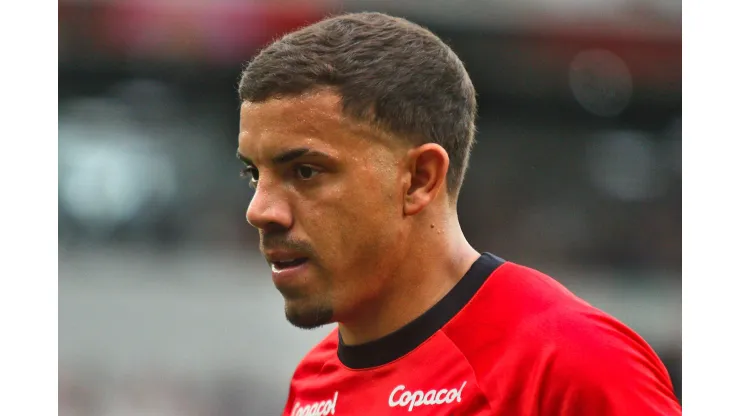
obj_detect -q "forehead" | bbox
[240,90,341,132]
[238,91,402,161]
[241,92,354,154]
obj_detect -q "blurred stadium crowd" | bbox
[59,0,681,414]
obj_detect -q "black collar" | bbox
[337,252,505,369]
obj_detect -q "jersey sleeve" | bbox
[538,315,681,416]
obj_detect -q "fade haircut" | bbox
[238,12,477,196]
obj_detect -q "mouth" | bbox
[270,257,309,273]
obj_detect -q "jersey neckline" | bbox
[337,252,505,369]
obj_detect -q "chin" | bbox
[285,302,335,330]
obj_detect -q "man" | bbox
[236,12,681,416]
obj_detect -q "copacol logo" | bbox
[388,381,467,412]
[291,392,339,416]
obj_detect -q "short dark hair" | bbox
[238,12,477,196]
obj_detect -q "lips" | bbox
[266,252,311,285]
[270,257,309,272]
[264,249,310,270]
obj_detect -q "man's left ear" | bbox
[403,143,449,216]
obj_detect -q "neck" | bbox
[338,212,480,346]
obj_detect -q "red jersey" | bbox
[282,253,681,415]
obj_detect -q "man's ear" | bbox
[403,143,450,216]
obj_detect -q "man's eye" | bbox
[240,167,259,186]
[296,165,320,180]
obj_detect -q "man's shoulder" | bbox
[445,261,661,371]
[448,261,596,334]
[489,263,656,354]
[445,262,678,408]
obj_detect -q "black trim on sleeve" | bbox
[337,252,505,369]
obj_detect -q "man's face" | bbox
[238,91,410,329]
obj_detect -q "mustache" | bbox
[260,233,315,257]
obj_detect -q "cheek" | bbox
[342,168,396,223]
[301,167,401,266]
[337,176,401,255]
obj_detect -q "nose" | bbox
[246,185,293,231]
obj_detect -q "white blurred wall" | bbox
[60,246,680,377]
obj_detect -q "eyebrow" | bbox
[236,148,333,166]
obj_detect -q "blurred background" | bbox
[58,0,681,414]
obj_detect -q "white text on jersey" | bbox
[388,381,467,412]
[291,391,339,416]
